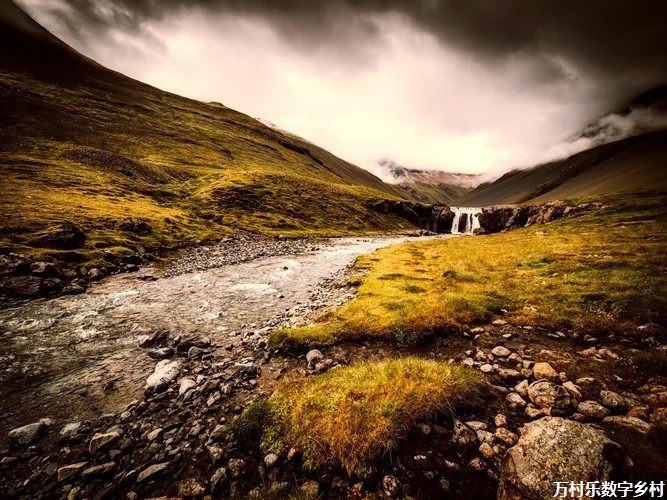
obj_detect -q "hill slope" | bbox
[377,160,481,205]
[0,0,416,265]
[459,89,667,206]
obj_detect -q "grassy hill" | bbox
[0,0,416,265]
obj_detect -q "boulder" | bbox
[145,360,181,392]
[527,380,571,416]
[577,401,611,419]
[38,224,86,249]
[8,421,46,446]
[1,276,43,298]
[30,262,63,278]
[532,362,559,381]
[600,390,628,412]
[603,416,651,435]
[498,417,623,500]
[451,419,477,448]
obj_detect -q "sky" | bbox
[16,0,667,180]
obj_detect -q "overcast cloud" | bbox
[16,0,667,179]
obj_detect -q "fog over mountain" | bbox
[17,0,667,178]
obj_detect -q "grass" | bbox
[231,358,486,474]
[269,191,667,351]
[0,70,415,267]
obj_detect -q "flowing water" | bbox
[451,207,482,234]
[0,235,451,440]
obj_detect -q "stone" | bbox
[210,467,228,495]
[479,442,495,459]
[89,430,121,453]
[577,401,611,419]
[477,430,495,444]
[39,224,86,249]
[57,462,87,482]
[60,422,83,438]
[452,420,477,448]
[145,360,181,392]
[492,319,508,326]
[383,475,401,497]
[228,458,246,478]
[495,428,519,446]
[562,381,582,400]
[492,346,512,358]
[527,380,571,416]
[209,424,228,441]
[264,453,279,468]
[651,408,667,431]
[532,362,559,381]
[8,421,46,446]
[31,262,63,278]
[525,405,543,419]
[178,377,196,396]
[147,428,163,441]
[188,346,204,359]
[600,390,628,412]
[137,462,170,482]
[506,392,527,407]
[498,368,522,381]
[480,363,494,373]
[603,416,651,435]
[88,268,105,281]
[148,347,174,360]
[465,421,488,431]
[81,462,117,480]
[1,276,43,298]
[494,414,508,428]
[497,417,623,500]
[306,349,323,368]
[515,379,529,397]
[300,480,321,499]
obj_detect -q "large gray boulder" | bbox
[498,417,622,500]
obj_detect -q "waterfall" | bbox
[451,207,482,235]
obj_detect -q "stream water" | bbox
[0,235,451,440]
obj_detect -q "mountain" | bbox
[0,0,418,266]
[377,160,482,205]
[458,88,667,206]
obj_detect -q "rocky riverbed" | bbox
[1,233,666,500]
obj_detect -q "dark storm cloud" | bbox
[47,0,667,94]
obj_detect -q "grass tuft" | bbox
[237,358,486,475]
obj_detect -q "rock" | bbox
[228,458,246,478]
[515,379,529,397]
[452,420,477,448]
[178,377,196,396]
[603,416,651,435]
[600,390,628,412]
[495,414,508,428]
[300,480,321,499]
[383,475,401,497]
[145,359,181,392]
[495,428,519,446]
[532,362,559,381]
[39,224,86,249]
[498,417,623,500]
[87,268,105,281]
[562,381,582,400]
[137,462,170,482]
[506,392,527,407]
[31,261,63,278]
[477,429,494,444]
[525,406,543,419]
[81,462,117,480]
[577,401,611,419]
[492,346,512,358]
[465,421,488,431]
[479,442,495,459]
[148,347,174,360]
[264,453,279,468]
[1,276,43,298]
[8,421,46,446]
[492,319,508,326]
[147,428,163,441]
[480,363,494,373]
[119,219,152,235]
[89,430,121,453]
[306,349,323,368]
[498,368,523,381]
[651,408,667,431]
[188,346,204,359]
[210,467,228,495]
[527,380,571,416]
[57,462,87,482]
[60,422,83,439]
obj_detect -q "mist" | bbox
[17,0,667,179]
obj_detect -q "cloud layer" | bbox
[17,0,667,178]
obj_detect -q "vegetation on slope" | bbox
[231,358,486,474]
[0,70,416,265]
[270,191,667,351]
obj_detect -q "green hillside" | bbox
[0,1,416,265]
